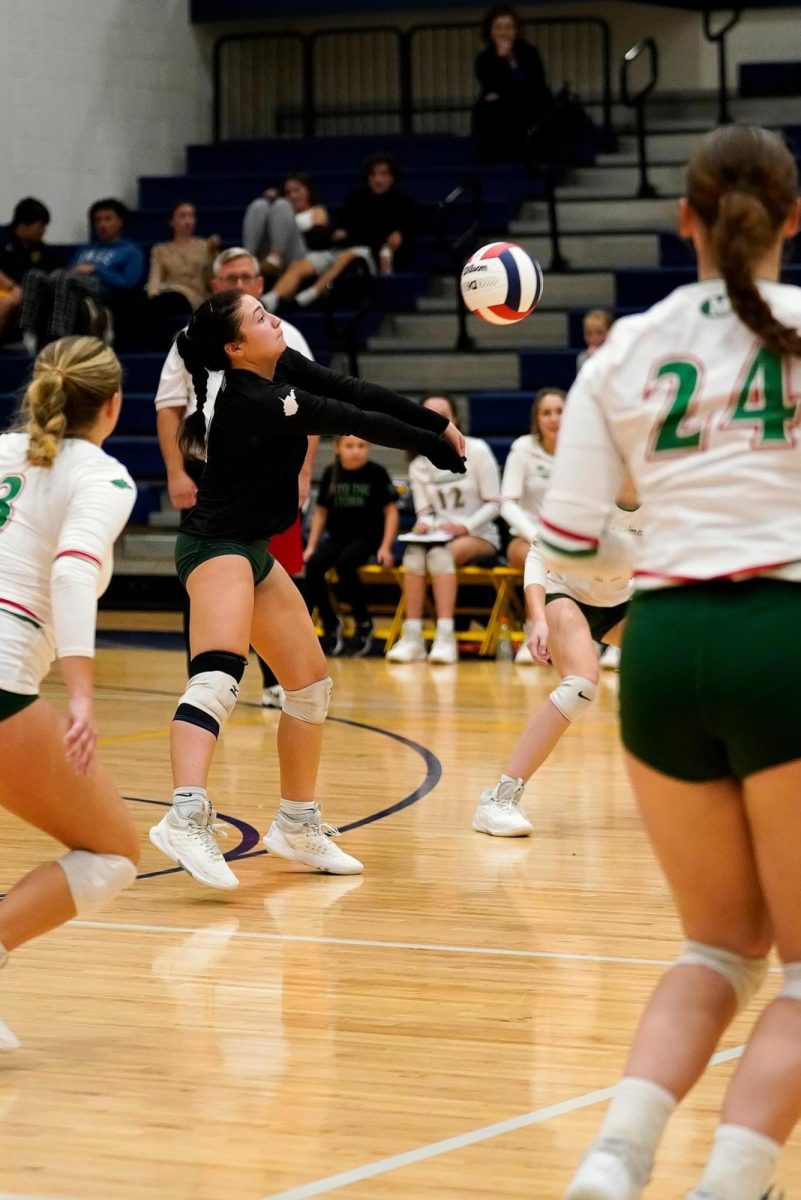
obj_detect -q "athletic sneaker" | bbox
[600,644,621,671]
[514,641,535,664]
[349,619,375,658]
[0,1016,19,1051]
[386,624,427,662]
[320,621,345,657]
[263,807,363,874]
[428,631,458,664]
[149,799,239,890]
[473,777,533,836]
[262,684,285,709]
[565,1136,652,1200]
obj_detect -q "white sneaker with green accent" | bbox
[565,1136,651,1200]
[473,777,533,836]
[263,807,363,874]
[149,799,239,890]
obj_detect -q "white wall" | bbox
[0,0,213,242]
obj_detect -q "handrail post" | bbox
[620,38,659,200]
[545,168,568,272]
[399,31,413,136]
[702,10,742,126]
[303,36,315,139]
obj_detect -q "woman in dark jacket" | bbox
[473,4,552,163]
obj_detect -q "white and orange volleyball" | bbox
[460,241,544,325]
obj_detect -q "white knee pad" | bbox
[283,676,332,724]
[676,940,769,1010]
[427,545,455,576]
[403,544,427,575]
[175,650,248,738]
[549,675,597,722]
[779,962,801,1001]
[58,850,137,918]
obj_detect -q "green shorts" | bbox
[0,688,37,722]
[545,592,629,643]
[175,533,275,588]
[620,579,801,781]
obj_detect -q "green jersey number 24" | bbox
[650,347,797,456]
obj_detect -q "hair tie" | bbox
[49,367,67,383]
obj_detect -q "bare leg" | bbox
[0,700,139,950]
[307,249,358,297]
[402,571,427,620]
[506,537,530,570]
[430,535,495,619]
[272,258,318,302]
[0,293,20,342]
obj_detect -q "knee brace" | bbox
[58,849,137,918]
[283,676,332,724]
[549,675,597,722]
[174,650,248,738]
[427,545,455,576]
[403,544,427,575]
[676,940,769,1010]
[779,962,801,1001]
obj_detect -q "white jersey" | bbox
[540,279,801,587]
[0,433,136,693]
[154,317,313,422]
[409,435,501,549]
[526,519,638,608]
[500,435,553,542]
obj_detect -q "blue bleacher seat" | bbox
[485,436,515,468]
[467,392,536,436]
[617,265,801,308]
[518,350,578,392]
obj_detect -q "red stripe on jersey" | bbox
[488,302,531,322]
[0,596,43,622]
[636,558,801,584]
[540,519,600,548]
[481,242,515,259]
[55,549,102,568]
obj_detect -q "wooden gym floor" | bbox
[0,616,798,1200]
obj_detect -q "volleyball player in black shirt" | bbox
[149,289,465,888]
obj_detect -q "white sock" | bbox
[436,618,454,635]
[296,286,318,308]
[265,251,282,270]
[261,290,279,312]
[279,798,317,823]
[404,619,423,637]
[691,1123,780,1200]
[499,773,523,787]
[172,787,208,820]
[599,1076,676,1160]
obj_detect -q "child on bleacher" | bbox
[303,436,398,658]
[576,307,614,370]
[387,395,501,665]
[499,387,565,663]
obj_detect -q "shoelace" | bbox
[186,819,229,856]
[494,787,523,810]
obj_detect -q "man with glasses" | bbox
[154,247,318,707]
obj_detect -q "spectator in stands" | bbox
[0,198,56,346]
[387,395,501,665]
[261,153,418,312]
[146,201,219,316]
[243,171,331,278]
[472,4,552,164]
[500,387,565,664]
[19,199,144,350]
[576,307,614,370]
[303,435,398,658]
[154,246,317,708]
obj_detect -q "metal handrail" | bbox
[620,39,659,200]
[702,9,742,126]
[212,32,304,143]
[435,180,483,352]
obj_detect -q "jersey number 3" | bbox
[0,474,24,531]
[651,348,796,456]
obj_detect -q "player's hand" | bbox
[440,520,468,537]
[443,421,466,460]
[298,467,312,510]
[168,470,198,510]
[376,546,394,567]
[528,619,550,664]
[412,521,431,535]
[64,695,97,775]
[263,187,279,201]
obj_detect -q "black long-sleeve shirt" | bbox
[183,348,463,542]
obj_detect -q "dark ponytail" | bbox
[687,125,801,360]
[175,290,244,460]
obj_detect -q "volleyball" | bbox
[460,242,544,325]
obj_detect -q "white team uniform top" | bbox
[409,435,501,549]
[525,519,638,608]
[539,279,801,587]
[500,435,553,542]
[154,317,313,422]
[0,433,136,693]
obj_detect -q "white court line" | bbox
[0,1194,75,1199]
[261,1045,745,1200]
[72,919,676,968]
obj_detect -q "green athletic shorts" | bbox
[0,688,37,722]
[620,579,801,781]
[175,533,275,588]
[545,592,629,644]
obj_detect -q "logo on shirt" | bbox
[700,294,731,318]
[281,388,299,416]
[110,478,133,489]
